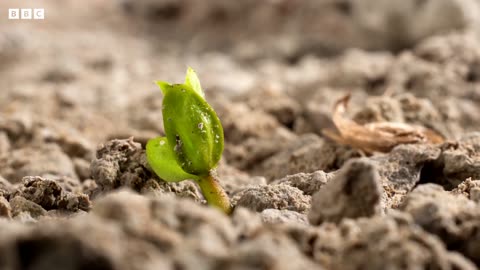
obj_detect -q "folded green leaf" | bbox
[156,78,224,176]
[146,137,199,182]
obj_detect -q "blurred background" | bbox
[2,2,480,270]
[0,0,480,153]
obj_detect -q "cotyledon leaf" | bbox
[146,137,200,182]
[155,79,224,176]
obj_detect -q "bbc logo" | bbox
[8,9,45,20]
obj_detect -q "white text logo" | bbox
[9,8,45,20]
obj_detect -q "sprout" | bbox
[146,68,232,214]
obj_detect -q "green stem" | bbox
[197,173,232,214]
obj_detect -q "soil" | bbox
[1,0,480,269]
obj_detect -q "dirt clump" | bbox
[0,144,77,184]
[400,183,480,265]
[272,170,334,196]
[441,132,480,186]
[90,138,202,201]
[308,211,477,269]
[308,159,383,225]
[235,184,311,214]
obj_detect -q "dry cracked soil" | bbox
[1,0,480,269]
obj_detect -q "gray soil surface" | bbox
[1,0,480,269]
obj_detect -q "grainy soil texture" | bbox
[1,0,480,269]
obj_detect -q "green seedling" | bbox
[146,67,232,214]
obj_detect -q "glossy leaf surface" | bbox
[152,68,224,176]
[146,137,199,182]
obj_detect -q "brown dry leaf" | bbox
[323,94,444,153]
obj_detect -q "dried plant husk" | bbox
[323,94,444,153]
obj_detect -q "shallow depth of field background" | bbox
[1,1,480,270]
